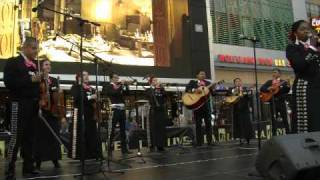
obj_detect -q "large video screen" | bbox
[0,0,211,79]
[39,0,155,66]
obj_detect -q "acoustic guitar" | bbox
[182,80,224,110]
[260,80,287,102]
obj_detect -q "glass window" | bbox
[209,0,293,51]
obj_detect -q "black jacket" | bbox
[286,43,320,85]
[70,84,96,121]
[3,55,40,99]
[102,82,129,104]
[186,79,210,92]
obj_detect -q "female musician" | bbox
[146,76,167,152]
[102,72,131,155]
[229,78,254,145]
[35,59,63,170]
[70,71,101,159]
[286,20,320,133]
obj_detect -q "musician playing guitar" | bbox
[260,68,290,135]
[186,70,214,147]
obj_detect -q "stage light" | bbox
[81,0,112,23]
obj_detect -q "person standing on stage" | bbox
[4,37,41,179]
[286,20,320,133]
[260,69,290,135]
[70,71,101,159]
[146,76,167,152]
[34,59,64,170]
[186,70,213,146]
[229,78,254,145]
[102,72,131,154]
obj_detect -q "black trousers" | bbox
[271,99,289,135]
[149,108,166,148]
[6,99,38,175]
[194,105,212,146]
[109,109,127,153]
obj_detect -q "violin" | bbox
[53,77,66,119]
[39,75,66,119]
[91,87,102,123]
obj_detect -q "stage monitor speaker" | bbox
[256,132,320,180]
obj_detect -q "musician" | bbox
[102,72,130,154]
[146,76,167,152]
[34,59,63,170]
[4,37,41,179]
[70,71,101,159]
[229,78,254,145]
[186,70,213,146]
[260,69,290,135]
[286,20,320,133]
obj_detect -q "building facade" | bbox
[206,0,320,86]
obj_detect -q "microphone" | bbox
[32,0,45,12]
[239,34,259,42]
[239,34,247,40]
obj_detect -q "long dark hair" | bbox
[288,20,308,41]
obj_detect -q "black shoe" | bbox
[53,160,61,168]
[157,147,165,152]
[22,169,40,177]
[5,170,15,180]
[5,174,15,180]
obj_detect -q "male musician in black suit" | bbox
[186,70,213,146]
[4,37,41,179]
[260,68,290,135]
[102,72,131,154]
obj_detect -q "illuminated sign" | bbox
[216,54,289,67]
[311,17,320,33]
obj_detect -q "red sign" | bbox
[216,54,289,67]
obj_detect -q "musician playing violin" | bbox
[70,71,101,159]
[229,78,254,145]
[35,59,64,170]
[102,72,131,155]
[146,75,167,152]
[186,70,214,147]
[260,68,290,135]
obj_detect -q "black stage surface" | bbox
[0,141,264,180]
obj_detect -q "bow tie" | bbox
[83,83,91,91]
[24,59,37,70]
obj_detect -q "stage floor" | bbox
[0,141,264,180]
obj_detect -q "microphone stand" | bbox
[241,36,262,150]
[55,33,125,175]
[242,36,263,178]
[32,4,105,180]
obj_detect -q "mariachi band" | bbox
[3,19,320,179]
